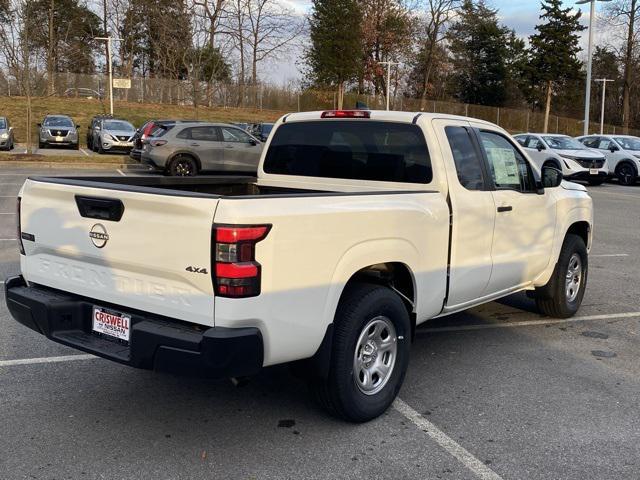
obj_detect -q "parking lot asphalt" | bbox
[0,165,639,480]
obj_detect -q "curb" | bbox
[0,161,151,170]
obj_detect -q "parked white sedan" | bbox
[514,133,609,186]
[576,135,640,186]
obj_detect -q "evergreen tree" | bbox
[504,30,529,107]
[447,0,510,107]
[305,0,363,108]
[529,0,586,132]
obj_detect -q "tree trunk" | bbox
[622,0,637,133]
[543,80,552,133]
[47,0,55,96]
[337,82,344,110]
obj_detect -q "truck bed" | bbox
[28,175,330,198]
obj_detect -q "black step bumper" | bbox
[4,276,263,378]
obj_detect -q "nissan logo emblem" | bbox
[89,223,109,248]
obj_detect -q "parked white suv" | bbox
[576,135,640,186]
[7,111,593,422]
[514,133,608,185]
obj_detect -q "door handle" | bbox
[225,145,234,149]
[497,206,513,213]
[189,143,200,147]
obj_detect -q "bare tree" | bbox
[604,0,640,132]
[419,0,459,107]
[193,0,227,47]
[0,0,36,148]
[243,0,305,87]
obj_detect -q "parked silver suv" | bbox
[0,116,15,150]
[38,115,79,149]
[141,122,263,176]
[90,118,136,154]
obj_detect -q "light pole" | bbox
[95,36,123,115]
[595,78,614,134]
[576,0,612,136]
[379,61,400,111]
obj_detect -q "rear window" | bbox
[263,121,432,183]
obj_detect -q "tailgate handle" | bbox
[75,196,125,222]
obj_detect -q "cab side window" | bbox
[445,126,486,191]
[479,131,536,193]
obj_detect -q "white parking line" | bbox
[0,354,96,367]
[80,148,90,157]
[418,311,640,335]
[0,238,16,241]
[591,254,629,257]
[394,398,503,480]
[0,212,15,215]
[116,169,126,176]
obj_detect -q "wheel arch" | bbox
[308,260,417,380]
[615,159,638,174]
[543,158,562,170]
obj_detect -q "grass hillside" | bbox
[0,96,287,146]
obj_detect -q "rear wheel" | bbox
[168,154,198,176]
[311,283,411,422]
[534,234,588,318]
[616,162,637,186]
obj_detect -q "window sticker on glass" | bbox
[487,147,519,185]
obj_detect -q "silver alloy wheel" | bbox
[565,253,582,303]
[175,158,193,176]
[353,316,398,396]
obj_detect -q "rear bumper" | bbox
[4,276,263,378]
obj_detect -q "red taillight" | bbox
[17,197,24,255]
[212,224,271,298]
[321,110,371,119]
[142,122,156,137]
[149,139,167,147]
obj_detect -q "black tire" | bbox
[38,141,45,149]
[535,234,588,318]
[168,154,198,176]
[73,142,80,150]
[615,162,637,186]
[588,178,605,186]
[311,283,411,422]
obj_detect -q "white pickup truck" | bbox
[5,110,593,422]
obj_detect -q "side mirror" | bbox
[610,145,619,152]
[542,166,563,188]
[76,124,80,129]
[249,139,257,146]
[536,144,545,152]
[37,123,41,127]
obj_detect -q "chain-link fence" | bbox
[1,71,638,137]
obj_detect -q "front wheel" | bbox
[534,234,588,318]
[311,283,411,422]
[616,163,637,186]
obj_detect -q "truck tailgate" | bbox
[19,178,219,326]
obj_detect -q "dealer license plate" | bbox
[589,169,599,175]
[92,307,131,343]
[55,136,64,142]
